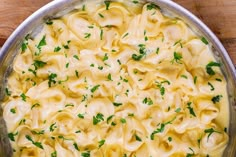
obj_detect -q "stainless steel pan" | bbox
[0,0,235,156]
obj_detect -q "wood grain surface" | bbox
[0,0,235,65]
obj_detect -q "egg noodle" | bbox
[2,0,229,157]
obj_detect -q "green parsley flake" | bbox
[104,1,111,10]
[91,85,100,93]
[206,61,221,75]
[31,103,40,109]
[54,46,61,52]
[93,113,104,125]
[48,73,57,87]
[120,118,126,124]
[78,113,85,119]
[201,37,209,45]
[187,102,196,117]
[20,93,26,102]
[135,134,142,142]
[5,88,11,96]
[51,151,57,157]
[8,132,18,142]
[211,95,223,104]
[171,52,182,64]
[81,151,90,157]
[147,3,161,10]
[204,128,221,141]
[98,139,105,148]
[25,135,44,149]
[10,108,16,114]
[73,143,80,151]
[84,33,91,38]
[113,102,123,107]
[142,97,153,105]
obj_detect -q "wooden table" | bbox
[0,0,235,66]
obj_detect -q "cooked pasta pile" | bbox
[2,0,229,157]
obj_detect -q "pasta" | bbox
[2,0,229,157]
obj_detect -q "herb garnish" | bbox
[204,128,221,141]
[211,95,223,104]
[93,113,104,125]
[171,52,182,64]
[151,117,176,140]
[206,61,221,75]
[25,135,44,149]
[48,73,57,87]
[187,102,196,117]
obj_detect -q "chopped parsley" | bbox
[216,78,222,82]
[106,115,114,124]
[35,35,47,55]
[20,93,26,102]
[82,4,86,11]
[10,108,16,114]
[206,61,221,75]
[73,55,79,60]
[187,102,196,117]
[150,117,176,140]
[50,123,57,132]
[156,47,160,54]
[180,75,188,79]
[168,137,172,142]
[103,53,108,61]
[31,130,45,135]
[98,139,105,148]
[135,134,142,142]
[147,3,161,10]
[81,151,90,157]
[171,52,182,64]
[8,132,18,141]
[173,39,183,48]
[120,118,126,124]
[201,37,209,45]
[48,73,57,87]
[155,80,170,96]
[98,66,103,70]
[84,33,91,39]
[122,32,129,38]
[142,97,153,105]
[100,29,104,40]
[91,85,100,93]
[45,19,53,25]
[211,95,223,104]
[98,13,104,18]
[132,44,146,61]
[132,0,139,4]
[75,70,79,78]
[194,76,197,84]
[5,88,11,96]
[93,113,104,125]
[113,102,123,107]
[77,113,85,119]
[25,135,44,149]
[54,46,61,52]
[63,40,71,49]
[51,151,57,157]
[208,82,215,91]
[31,103,40,109]
[204,128,221,141]
[73,143,80,151]
[65,104,74,107]
[66,63,69,68]
[175,108,181,113]
[104,1,111,10]
[107,73,113,81]
[186,147,195,157]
